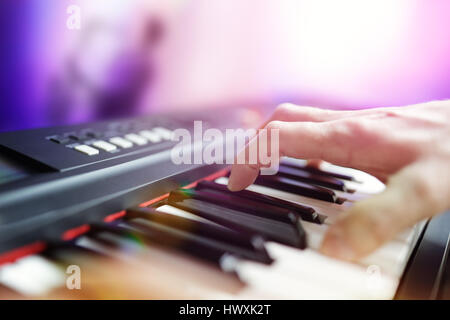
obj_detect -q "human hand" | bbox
[227,101,450,260]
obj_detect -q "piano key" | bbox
[169,188,303,230]
[281,157,356,181]
[250,173,419,276]
[91,219,272,265]
[222,255,345,299]
[131,219,272,265]
[229,256,388,299]
[281,158,386,195]
[263,245,399,299]
[195,180,326,224]
[396,227,417,244]
[90,222,226,265]
[301,220,329,250]
[77,233,243,299]
[88,223,227,266]
[278,211,413,279]
[44,241,109,261]
[320,161,386,194]
[360,241,413,278]
[0,255,65,296]
[167,197,306,248]
[75,236,118,258]
[254,174,339,203]
[126,206,272,264]
[156,204,221,226]
[277,165,348,192]
[215,177,347,222]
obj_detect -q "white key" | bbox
[0,256,65,296]
[302,221,329,250]
[92,140,117,152]
[265,245,398,299]
[153,127,173,140]
[74,144,99,156]
[229,258,344,299]
[396,227,417,244]
[109,137,133,149]
[125,133,148,146]
[156,205,217,225]
[321,162,385,194]
[214,169,421,298]
[139,130,162,143]
[361,240,412,278]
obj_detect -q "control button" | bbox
[139,130,162,143]
[84,130,101,138]
[92,140,118,152]
[124,133,148,146]
[74,145,100,156]
[109,137,133,149]
[153,127,173,140]
[48,136,70,144]
[66,132,80,141]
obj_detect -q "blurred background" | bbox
[0,0,449,132]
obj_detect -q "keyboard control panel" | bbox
[0,109,243,172]
[0,116,196,171]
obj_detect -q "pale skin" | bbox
[227,100,450,261]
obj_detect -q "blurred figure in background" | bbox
[2,0,450,131]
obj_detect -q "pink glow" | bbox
[146,0,450,110]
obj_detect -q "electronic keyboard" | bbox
[0,108,449,299]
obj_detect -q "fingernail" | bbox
[321,231,356,261]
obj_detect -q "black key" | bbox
[169,188,301,228]
[277,165,348,191]
[168,197,306,248]
[91,220,273,266]
[126,206,271,262]
[43,240,108,261]
[196,180,326,224]
[281,159,356,181]
[254,175,338,203]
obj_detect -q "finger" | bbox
[260,103,350,128]
[228,120,353,191]
[320,157,450,261]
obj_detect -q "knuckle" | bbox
[273,103,295,119]
[332,119,376,149]
[265,120,284,131]
[342,118,370,136]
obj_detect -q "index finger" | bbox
[227,120,354,191]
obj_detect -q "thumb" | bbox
[320,157,450,261]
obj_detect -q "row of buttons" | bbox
[71,127,174,156]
